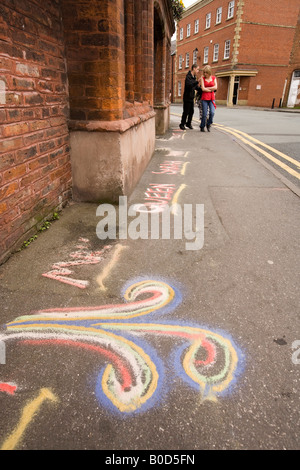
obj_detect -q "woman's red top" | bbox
[201,76,216,100]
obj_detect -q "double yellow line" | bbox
[171,112,300,181]
[214,123,300,181]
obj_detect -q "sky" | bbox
[183,0,198,7]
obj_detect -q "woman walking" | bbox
[200,65,217,132]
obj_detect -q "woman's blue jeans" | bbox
[200,100,215,128]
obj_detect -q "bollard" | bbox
[272,98,275,109]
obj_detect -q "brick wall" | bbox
[61,0,166,123]
[61,0,126,122]
[242,0,298,25]
[0,0,71,263]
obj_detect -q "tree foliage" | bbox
[171,0,185,21]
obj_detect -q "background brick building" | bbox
[174,0,300,108]
[0,0,175,264]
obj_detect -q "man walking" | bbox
[179,64,201,130]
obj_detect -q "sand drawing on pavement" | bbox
[152,161,185,175]
[0,382,17,395]
[145,183,176,204]
[157,129,184,142]
[42,237,112,289]
[135,147,190,213]
[0,279,242,414]
[96,244,127,292]
[136,183,189,214]
[1,388,58,451]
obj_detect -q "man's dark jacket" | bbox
[183,70,201,102]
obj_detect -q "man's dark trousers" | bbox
[180,100,194,127]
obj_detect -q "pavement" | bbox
[0,110,299,451]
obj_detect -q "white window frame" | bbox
[194,19,199,34]
[193,49,197,64]
[206,13,211,29]
[178,81,182,97]
[228,1,235,19]
[213,44,219,62]
[216,7,222,24]
[224,40,231,59]
[203,47,209,64]
[179,55,183,69]
[185,52,190,68]
[187,23,191,37]
[179,27,183,40]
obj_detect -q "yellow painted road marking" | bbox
[171,112,300,180]
[215,124,300,180]
[172,183,186,205]
[224,126,300,168]
[171,184,187,215]
[1,388,58,450]
[181,162,190,175]
[97,244,127,292]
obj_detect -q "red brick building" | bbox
[0,0,175,263]
[174,0,300,108]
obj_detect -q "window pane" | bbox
[213,44,219,61]
[204,47,209,64]
[228,1,235,18]
[224,40,230,58]
[206,13,211,29]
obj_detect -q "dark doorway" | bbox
[233,76,240,105]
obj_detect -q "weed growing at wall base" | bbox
[96,197,204,251]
